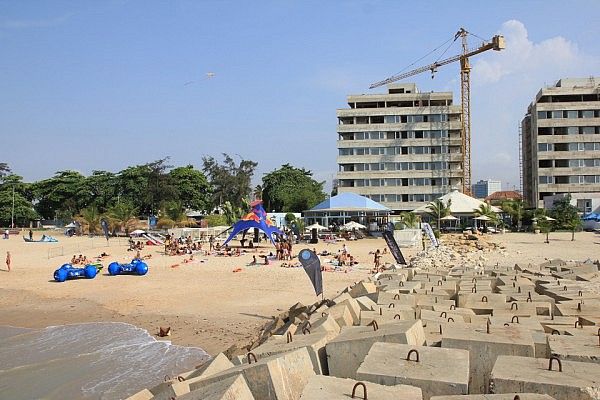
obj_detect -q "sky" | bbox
[2,0,600,192]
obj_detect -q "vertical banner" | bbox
[298,249,323,296]
[382,230,407,265]
[422,222,439,247]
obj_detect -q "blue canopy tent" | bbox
[222,201,284,246]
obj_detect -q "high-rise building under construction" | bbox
[336,83,463,212]
[522,77,600,210]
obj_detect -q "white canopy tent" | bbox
[305,223,327,231]
[413,188,501,215]
[341,221,367,230]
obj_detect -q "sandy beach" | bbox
[1,229,598,356]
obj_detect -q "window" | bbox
[339,148,352,156]
[582,127,595,135]
[569,159,584,168]
[385,194,397,203]
[552,111,564,119]
[577,199,592,214]
[370,179,381,187]
[584,176,597,184]
[581,110,594,118]
[384,116,398,124]
[537,111,548,119]
[569,176,584,184]
[567,127,579,135]
[539,160,553,168]
[539,176,553,184]
[566,110,578,119]
[538,143,552,152]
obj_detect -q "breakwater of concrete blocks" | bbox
[128,247,600,400]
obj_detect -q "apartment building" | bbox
[336,83,463,212]
[522,77,600,209]
[471,179,502,199]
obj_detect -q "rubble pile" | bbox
[128,256,600,400]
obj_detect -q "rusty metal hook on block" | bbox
[379,308,383,316]
[512,282,516,287]
[394,314,401,320]
[406,349,420,362]
[563,285,568,291]
[247,352,258,364]
[511,316,520,324]
[177,376,185,382]
[551,329,560,335]
[511,302,518,310]
[472,277,477,283]
[579,290,583,297]
[527,291,532,299]
[447,317,455,322]
[369,320,379,331]
[425,290,428,295]
[389,303,395,308]
[394,294,400,300]
[450,304,456,310]
[514,396,521,400]
[351,382,367,399]
[504,323,510,327]
[439,325,443,334]
[577,302,582,312]
[438,280,443,286]
[548,356,562,372]
[286,332,293,343]
[575,321,582,328]
[481,296,488,303]
[526,297,532,303]
[518,286,521,293]
[486,321,490,334]
[164,375,171,382]
[597,327,600,337]
[472,287,477,293]
[440,311,447,318]
[399,281,404,287]
[322,312,327,317]
[305,321,312,328]
[302,327,311,335]
[388,275,392,280]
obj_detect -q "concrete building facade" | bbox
[471,179,502,199]
[522,77,600,208]
[336,83,463,212]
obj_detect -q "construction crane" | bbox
[370,28,505,194]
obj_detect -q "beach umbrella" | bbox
[474,215,492,221]
[440,215,458,220]
[131,229,146,236]
[341,221,367,230]
[306,223,327,231]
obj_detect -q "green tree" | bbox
[204,214,227,227]
[84,171,118,213]
[473,203,499,225]
[202,154,257,209]
[0,163,11,180]
[285,212,296,224]
[564,214,583,241]
[169,165,211,212]
[106,202,139,235]
[221,199,249,225]
[426,199,452,230]
[399,212,420,229]
[118,158,177,216]
[0,175,38,226]
[261,164,326,212]
[549,195,580,229]
[76,206,101,235]
[31,170,88,220]
[501,199,524,230]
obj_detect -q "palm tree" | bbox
[473,203,499,232]
[222,199,250,225]
[426,199,452,231]
[253,185,263,201]
[564,214,583,241]
[501,199,524,230]
[400,212,420,229]
[76,206,101,235]
[107,202,139,235]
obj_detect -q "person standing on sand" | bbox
[29,229,33,241]
[6,251,11,271]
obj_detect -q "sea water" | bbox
[0,322,210,399]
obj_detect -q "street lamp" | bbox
[11,185,15,228]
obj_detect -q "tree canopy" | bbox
[261,164,326,212]
[203,153,257,210]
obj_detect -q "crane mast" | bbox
[370,28,505,194]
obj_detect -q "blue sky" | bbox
[2,1,599,192]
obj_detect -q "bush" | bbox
[204,214,227,227]
[285,213,296,223]
[156,217,176,229]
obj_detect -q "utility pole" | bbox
[11,185,15,228]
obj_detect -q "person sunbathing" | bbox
[71,255,77,264]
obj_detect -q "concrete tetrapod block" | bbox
[430,394,555,399]
[356,343,470,400]
[548,334,600,364]
[299,375,423,400]
[334,295,362,324]
[360,307,417,325]
[326,320,426,379]
[355,295,378,311]
[183,353,235,380]
[125,389,154,400]
[177,374,255,400]
[349,281,378,298]
[377,292,417,307]
[188,347,315,400]
[490,355,600,399]
[326,303,355,328]
[242,332,331,374]
[441,324,535,394]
